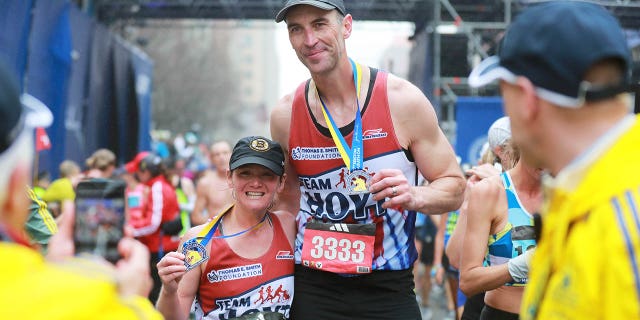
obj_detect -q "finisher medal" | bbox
[180,204,230,272]
[182,239,210,271]
[346,169,370,194]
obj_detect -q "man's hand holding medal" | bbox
[369,168,413,210]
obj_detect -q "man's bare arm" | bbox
[190,179,210,225]
[270,94,301,215]
[370,75,465,214]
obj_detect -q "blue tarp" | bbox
[26,0,73,177]
[130,45,153,154]
[0,0,153,178]
[85,22,115,162]
[455,97,504,165]
[65,4,94,167]
[113,37,140,164]
[0,0,33,87]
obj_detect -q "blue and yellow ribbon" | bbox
[192,203,270,245]
[318,58,364,171]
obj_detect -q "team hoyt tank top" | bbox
[194,214,294,319]
[486,171,537,286]
[288,69,419,271]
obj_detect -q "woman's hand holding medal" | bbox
[157,251,187,294]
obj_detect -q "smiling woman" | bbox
[156,136,297,320]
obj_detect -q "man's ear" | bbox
[2,165,31,231]
[516,77,541,122]
[342,14,353,39]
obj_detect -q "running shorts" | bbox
[479,304,519,320]
[291,265,421,320]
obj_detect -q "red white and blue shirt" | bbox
[288,69,419,271]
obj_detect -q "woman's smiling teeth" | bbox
[246,191,265,199]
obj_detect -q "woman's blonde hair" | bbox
[86,148,116,171]
[59,160,80,178]
[479,144,497,165]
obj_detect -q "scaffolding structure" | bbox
[429,0,640,138]
[428,0,511,138]
[86,0,640,140]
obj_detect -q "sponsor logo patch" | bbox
[363,128,388,140]
[275,250,294,260]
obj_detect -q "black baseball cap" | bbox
[275,0,346,23]
[0,61,53,154]
[468,1,631,108]
[229,136,285,176]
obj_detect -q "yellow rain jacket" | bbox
[521,116,640,319]
[0,242,162,319]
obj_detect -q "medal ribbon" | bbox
[192,203,270,246]
[318,58,363,171]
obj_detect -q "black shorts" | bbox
[415,226,436,265]
[479,304,519,320]
[441,252,459,278]
[461,291,485,320]
[290,265,421,320]
[149,252,162,305]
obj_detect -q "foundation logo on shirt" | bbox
[363,128,388,140]
[276,250,294,260]
[291,146,342,161]
[207,263,263,283]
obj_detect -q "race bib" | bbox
[301,221,375,274]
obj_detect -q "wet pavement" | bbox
[416,283,457,320]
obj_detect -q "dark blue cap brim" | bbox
[469,56,586,108]
[230,156,284,176]
[468,56,517,88]
[21,94,53,128]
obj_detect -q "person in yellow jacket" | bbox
[25,187,58,253]
[0,60,162,319]
[468,1,640,319]
[32,171,50,198]
[41,159,82,217]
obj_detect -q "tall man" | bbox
[468,1,640,319]
[271,1,466,318]
[191,141,233,225]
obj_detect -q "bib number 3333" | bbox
[301,221,375,274]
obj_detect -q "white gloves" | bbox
[507,247,535,282]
